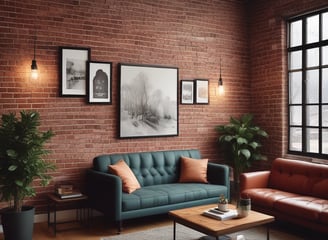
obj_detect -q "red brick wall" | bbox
[0,0,249,212]
[248,0,328,167]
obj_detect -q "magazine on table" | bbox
[202,208,238,220]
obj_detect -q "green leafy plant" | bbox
[218,194,228,204]
[0,110,55,212]
[215,113,268,188]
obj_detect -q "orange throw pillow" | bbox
[179,156,208,183]
[108,160,141,193]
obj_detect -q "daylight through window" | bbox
[288,8,328,158]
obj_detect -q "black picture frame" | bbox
[194,79,209,104]
[87,61,112,104]
[119,63,179,138]
[180,80,194,104]
[59,47,90,97]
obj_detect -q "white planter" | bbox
[217,203,228,212]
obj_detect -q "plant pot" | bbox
[217,203,228,212]
[237,198,251,218]
[1,206,35,240]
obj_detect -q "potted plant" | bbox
[215,113,268,197]
[217,194,228,211]
[0,110,55,240]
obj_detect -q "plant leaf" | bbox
[240,149,251,160]
[249,141,259,149]
[8,165,17,171]
[237,137,248,145]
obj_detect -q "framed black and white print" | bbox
[119,63,179,138]
[181,80,194,104]
[59,47,90,96]
[195,79,209,104]
[87,61,112,104]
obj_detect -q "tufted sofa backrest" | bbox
[269,158,328,199]
[92,149,201,187]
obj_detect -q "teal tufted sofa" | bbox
[86,149,230,232]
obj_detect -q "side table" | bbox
[47,193,89,236]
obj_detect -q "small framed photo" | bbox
[87,61,112,104]
[180,80,194,104]
[59,47,90,97]
[194,79,209,104]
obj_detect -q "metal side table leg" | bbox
[173,221,176,240]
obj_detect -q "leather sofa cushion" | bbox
[244,188,328,224]
[122,183,226,211]
[319,205,328,224]
[269,158,328,199]
[242,188,298,209]
[275,196,328,222]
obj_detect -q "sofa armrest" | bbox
[86,169,122,220]
[207,163,230,199]
[240,171,270,192]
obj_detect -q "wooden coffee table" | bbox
[169,204,274,240]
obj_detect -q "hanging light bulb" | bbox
[217,58,224,96]
[30,36,38,80]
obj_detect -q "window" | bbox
[288,9,328,158]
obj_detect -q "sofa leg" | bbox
[117,221,123,234]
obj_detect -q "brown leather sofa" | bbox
[240,158,328,234]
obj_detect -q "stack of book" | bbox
[55,184,83,199]
[202,207,238,220]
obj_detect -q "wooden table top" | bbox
[169,204,275,237]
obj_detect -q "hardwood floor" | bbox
[0,215,172,240]
[1,214,328,240]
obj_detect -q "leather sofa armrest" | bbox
[86,169,122,220]
[240,171,270,192]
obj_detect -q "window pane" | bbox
[290,20,302,47]
[323,106,328,127]
[323,69,328,103]
[306,48,319,67]
[289,51,302,70]
[290,127,302,151]
[306,15,319,44]
[306,128,319,153]
[290,106,302,125]
[323,129,328,154]
[289,72,302,104]
[306,70,319,103]
[323,46,328,65]
[306,105,319,126]
[323,12,328,40]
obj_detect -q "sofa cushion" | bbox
[93,149,202,187]
[269,158,328,199]
[121,183,225,211]
[274,196,328,221]
[242,188,299,209]
[108,159,141,193]
[179,156,208,183]
[319,204,328,224]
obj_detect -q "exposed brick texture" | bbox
[0,0,327,213]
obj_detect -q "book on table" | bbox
[57,191,83,199]
[202,208,238,220]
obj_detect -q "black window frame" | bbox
[287,8,328,159]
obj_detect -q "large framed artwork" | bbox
[59,47,90,96]
[119,63,179,138]
[87,61,112,104]
[194,79,209,104]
